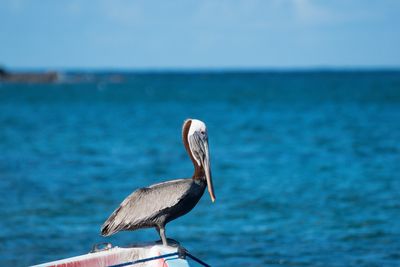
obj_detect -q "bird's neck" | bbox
[192,165,205,180]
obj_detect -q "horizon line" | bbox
[3,66,400,73]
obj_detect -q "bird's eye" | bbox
[200,130,205,135]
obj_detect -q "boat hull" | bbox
[31,244,190,267]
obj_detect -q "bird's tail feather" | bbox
[101,208,121,236]
[101,223,114,236]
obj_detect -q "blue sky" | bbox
[1,0,399,69]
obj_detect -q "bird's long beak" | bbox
[201,139,216,203]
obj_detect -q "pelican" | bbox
[101,119,216,245]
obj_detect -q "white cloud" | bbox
[99,0,144,26]
[293,0,326,20]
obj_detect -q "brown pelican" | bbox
[101,119,216,245]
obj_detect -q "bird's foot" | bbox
[155,238,180,247]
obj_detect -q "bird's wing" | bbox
[101,178,192,236]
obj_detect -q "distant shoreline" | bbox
[0,68,59,83]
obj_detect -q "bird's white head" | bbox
[188,119,207,166]
[183,119,216,203]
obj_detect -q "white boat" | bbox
[31,241,210,267]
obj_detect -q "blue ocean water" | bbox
[1,71,400,266]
